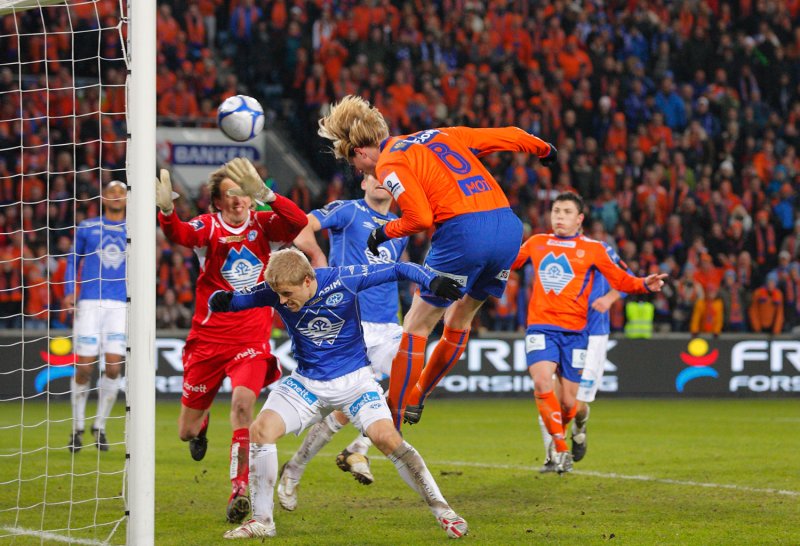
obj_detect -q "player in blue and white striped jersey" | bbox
[210,248,468,540]
[285,175,408,498]
[64,180,127,453]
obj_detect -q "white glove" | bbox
[156,168,180,213]
[225,157,275,204]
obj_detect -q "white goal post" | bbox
[0,0,155,543]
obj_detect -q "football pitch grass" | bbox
[1,398,798,545]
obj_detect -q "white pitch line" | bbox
[288,450,799,498]
[428,459,800,498]
[1,526,108,545]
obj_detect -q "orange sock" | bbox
[408,326,470,406]
[534,390,568,452]
[387,333,427,430]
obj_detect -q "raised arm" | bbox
[444,126,554,162]
[209,282,280,314]
[293,214,327,267]
[255,194,309,243]
[340,263,462,300]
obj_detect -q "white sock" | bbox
[346,434,372,456]
[70,377,90,433]
[538,415,552,459]
[250,443,277,525]
[389,441,449,517]
[94,375,121,431]
[284,415,339,481]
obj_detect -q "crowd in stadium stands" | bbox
[1,0,799,335]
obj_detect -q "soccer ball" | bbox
[217,95,265,142]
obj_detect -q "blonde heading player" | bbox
[318,95,558,428]
[513,192,666,473]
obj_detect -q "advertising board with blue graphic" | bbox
[0,333,796,400]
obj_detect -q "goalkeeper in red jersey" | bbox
[513,192,666,473]
[318,95,558,429]
[156,158,307,523]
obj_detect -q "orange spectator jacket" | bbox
[512,234,649,331]
[376,126,550,239]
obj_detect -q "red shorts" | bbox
[181,338,282,410]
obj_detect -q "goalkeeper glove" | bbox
[367,226,389,256]
[540,143,558,167]
[155,169,180,214]
[429,276,463,301]
[208,290,234,313]
[225,157,275,204]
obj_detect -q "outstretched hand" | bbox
[225,157,274,204]
[644,273,668,292]
[429,276,463,301]
[540,143,558,167]
[155,169,180,213]
[208,290,234,312]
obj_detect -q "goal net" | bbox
[0,0,136,543]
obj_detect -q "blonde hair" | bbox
[317,95,390,160]
[266,248,316,288]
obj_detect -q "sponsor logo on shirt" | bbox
[219,235,246,244]
[247,230,257,241]
[325,293,344,306]
[318,279,342,297]
[546,239,577,248]
[538,252,575,295]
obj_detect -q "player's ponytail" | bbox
[318,95,389,160]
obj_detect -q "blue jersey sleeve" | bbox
[230,282,280,311]
[338,262,435,294]
[311,200,353,231]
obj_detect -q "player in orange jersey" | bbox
[318,95,557,429]
[513,192,666,473]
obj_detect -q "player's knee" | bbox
[365,419,402,455]
[250,410,284,444]
[230,399,254,427]
[177,422,199,442]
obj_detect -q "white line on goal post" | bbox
[126,0,156,542]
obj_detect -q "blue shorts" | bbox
[524,326,588,383]
[421,208,522,306]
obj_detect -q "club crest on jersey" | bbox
[296,309,345,346]
[189,219,204,231]
[221,246,264,291]
[325,292,344,306]
[247,230,257,241]
[100,235,125,269]
[365,245,393,265]
[538,252,574,295]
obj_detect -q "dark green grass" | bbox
[1,399,798,544]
